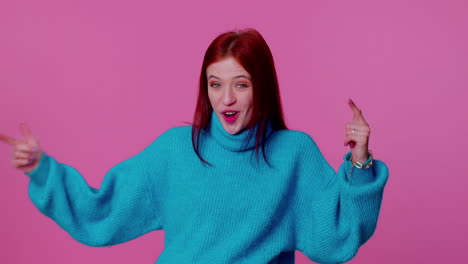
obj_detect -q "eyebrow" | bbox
[208,75,251,80]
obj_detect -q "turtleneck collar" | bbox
[208,110,273,152]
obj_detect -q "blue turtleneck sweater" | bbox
[25,111,389,264]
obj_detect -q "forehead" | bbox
[206,57,250,79]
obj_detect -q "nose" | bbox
[222,87,236,106]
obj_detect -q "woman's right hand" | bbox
[0,123,43,174]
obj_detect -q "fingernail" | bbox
[348,98,354,104]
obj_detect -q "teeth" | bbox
[224,112,237,116]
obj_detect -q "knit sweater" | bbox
[25,110,389,264]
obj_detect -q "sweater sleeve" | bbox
[24,132,170,247]
[294,133,389,264]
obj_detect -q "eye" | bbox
[236,83,249,88]
[209,82,220,88]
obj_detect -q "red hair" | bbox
[192,28,287,165]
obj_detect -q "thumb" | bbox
[20,122,39,148]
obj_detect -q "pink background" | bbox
[1,0,467,263]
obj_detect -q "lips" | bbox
[221,110,239,123]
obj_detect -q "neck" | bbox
[208,110,273,152]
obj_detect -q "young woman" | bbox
[1,29,389,264]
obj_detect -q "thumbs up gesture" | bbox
[344,99,370,164]
[0,123,43,173]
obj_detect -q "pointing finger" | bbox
[348,99,367,123]
[0,134,22,146]
[348,98,361,117]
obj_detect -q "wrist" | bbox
[349,151,373,169]
[354,155,368,164]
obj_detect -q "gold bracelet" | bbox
[349,152,374,169]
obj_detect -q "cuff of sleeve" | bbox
[25,152,51,185]
[343,152,375,184]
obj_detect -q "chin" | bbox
[221,122,242,134]
[224,126,240,135]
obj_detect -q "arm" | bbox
[294,134,389,264]
[24,132,170,247]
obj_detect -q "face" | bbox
[207,57,254,135]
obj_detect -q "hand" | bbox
[344,99,370,164]
[0,122,43,174]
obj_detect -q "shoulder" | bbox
[148,125,192,148]
[162,125,192,137]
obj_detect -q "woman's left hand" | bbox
[344,99,370,164]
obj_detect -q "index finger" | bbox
[0,134,22,146]
[348,98,366,122]
[348,98,361,114]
